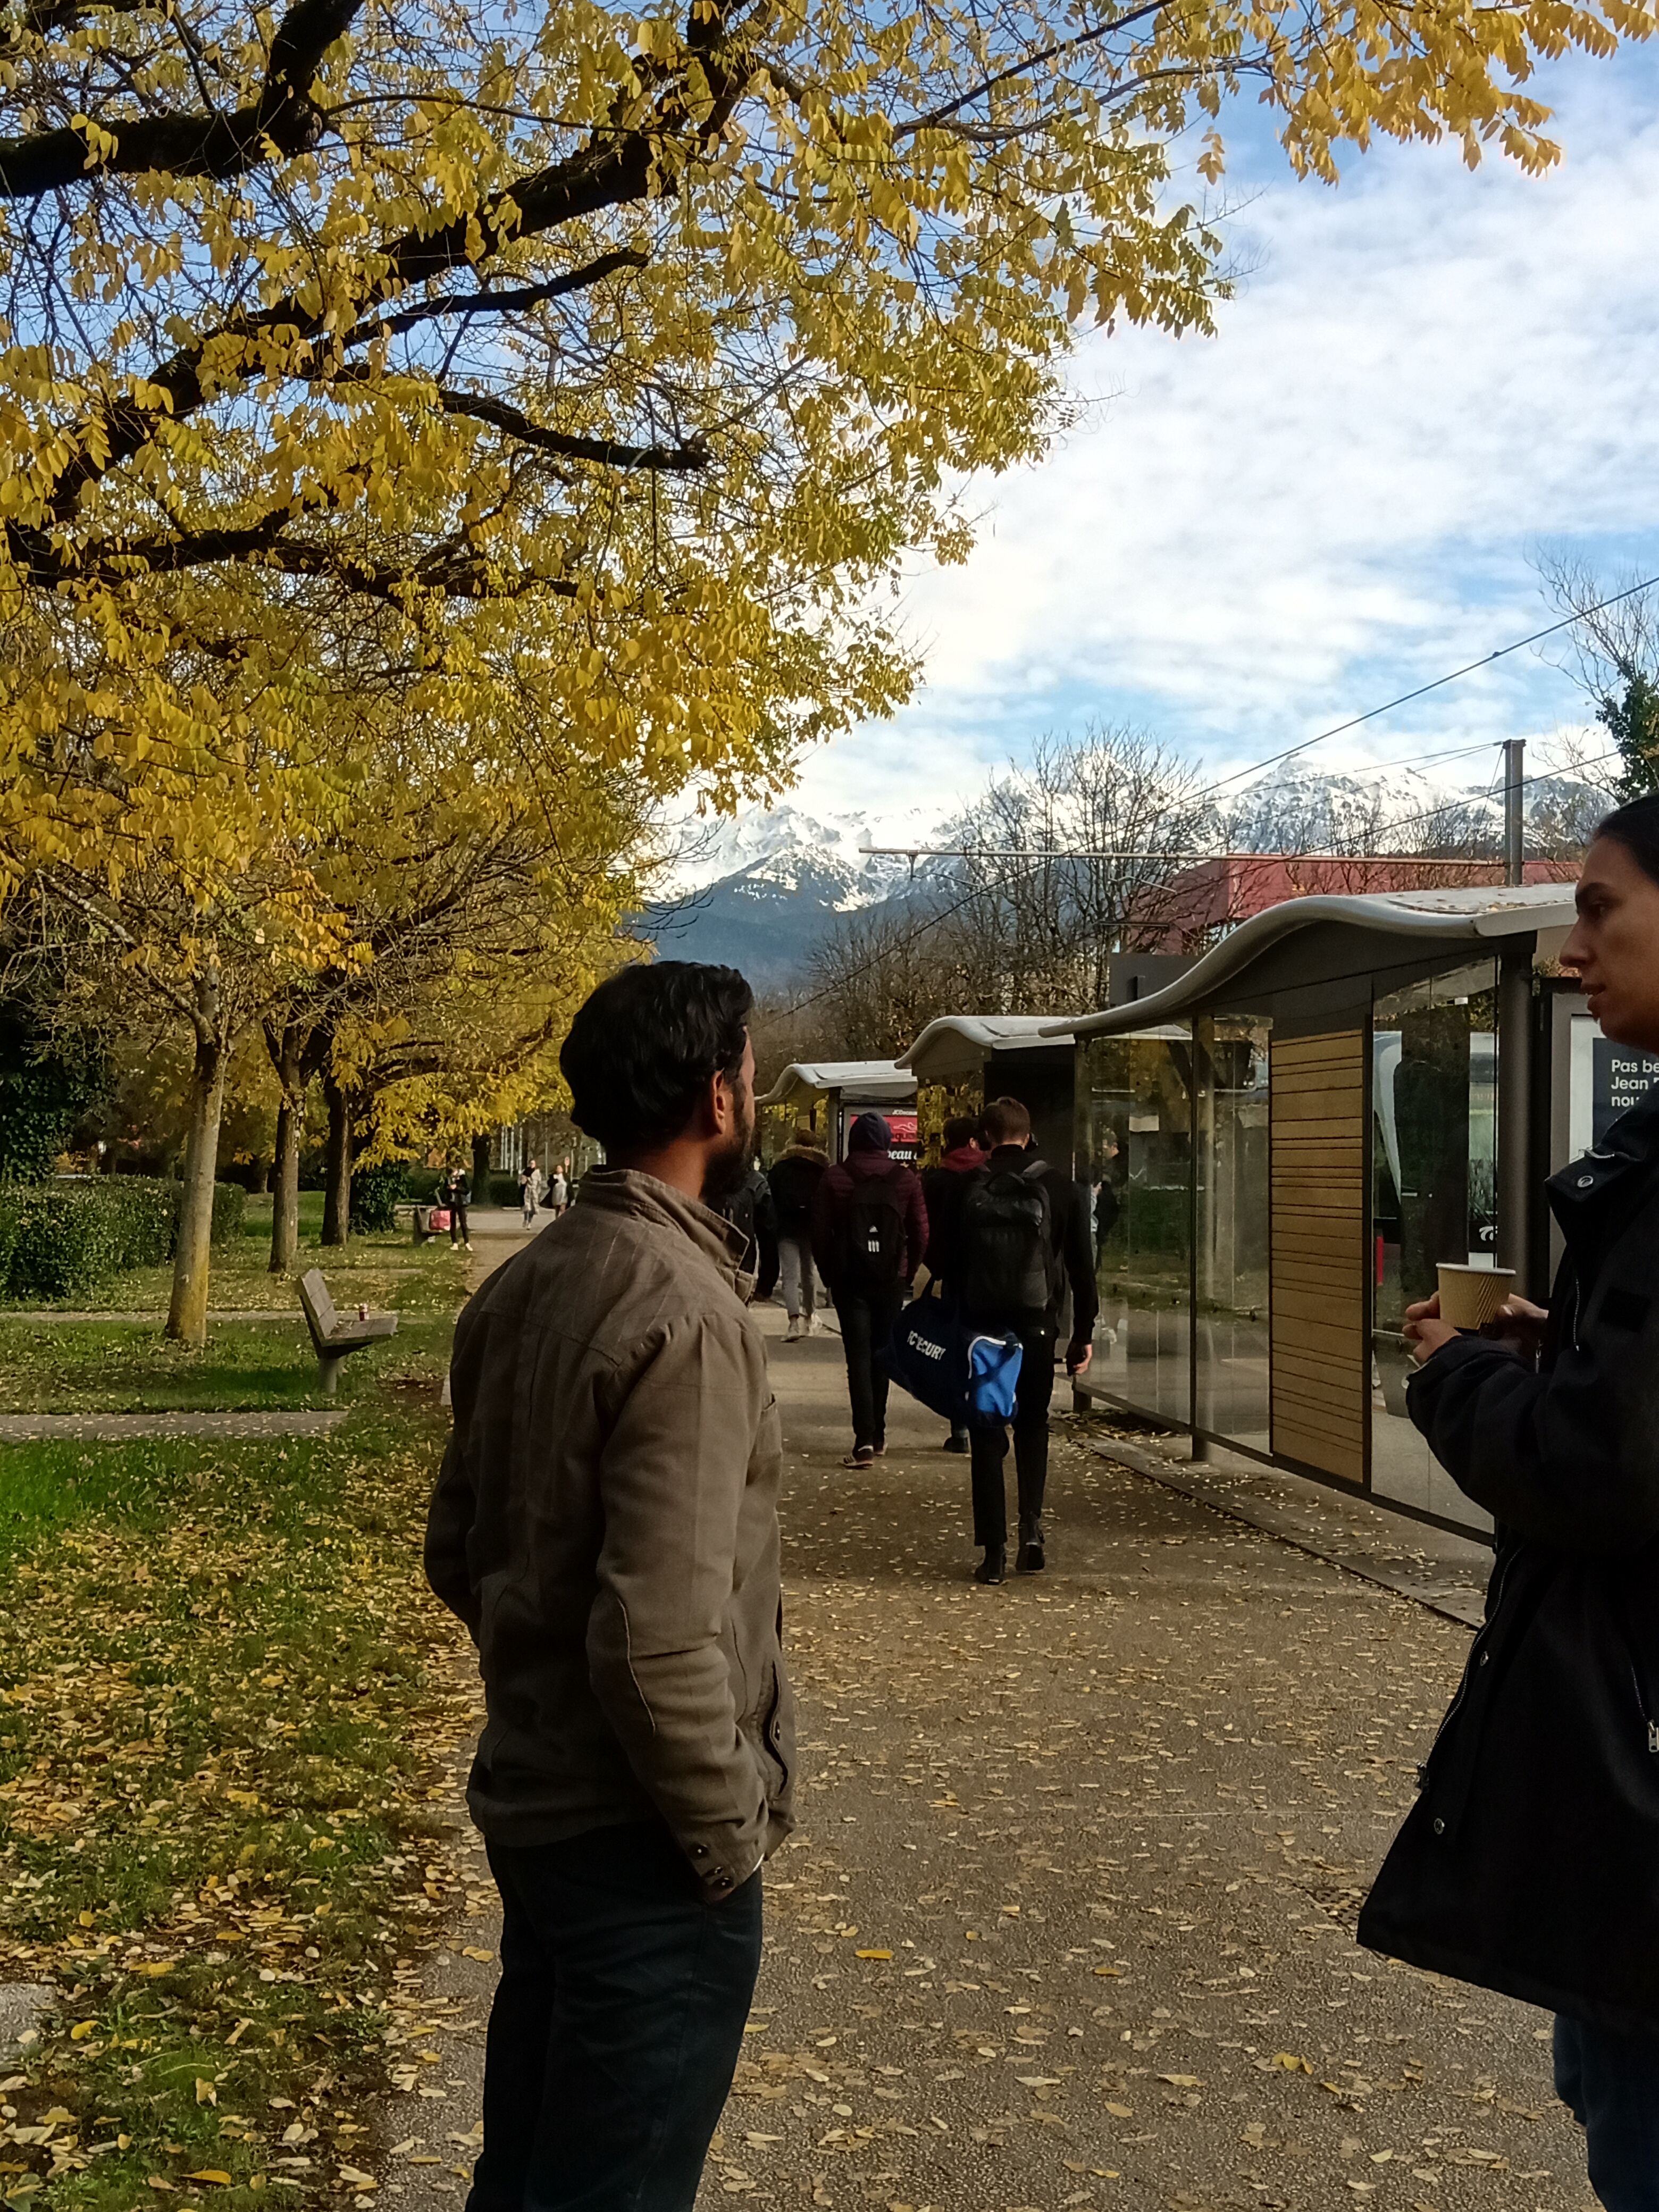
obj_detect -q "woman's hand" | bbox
[1403,1293,1460,1365]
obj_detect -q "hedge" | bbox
[349,1159,407,1233]
[0,1176,246,1302]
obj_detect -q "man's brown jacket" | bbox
[425,1168,794,1897]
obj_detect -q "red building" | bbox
[1135,853,1579,953]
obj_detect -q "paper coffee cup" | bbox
[1436,1263,1516,1329]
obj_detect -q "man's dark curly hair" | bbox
[560,961,755,1151]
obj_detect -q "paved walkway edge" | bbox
[1084,1431,1489,1630]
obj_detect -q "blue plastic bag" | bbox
[887,1296,1024,1428]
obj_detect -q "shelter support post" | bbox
[1496,937,1535,1280]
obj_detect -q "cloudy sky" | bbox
[784,44,1659,832]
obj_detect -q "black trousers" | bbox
[837,1287,906,1451]
[468,1822,763,2212]
[449,1200,470,1245]
[969,1322,1057,1551]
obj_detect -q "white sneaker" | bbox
[803,1312,817,1335]
[784,1318,802,1343]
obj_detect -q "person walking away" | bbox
[426,959,793,2212]
[811,1111,927,1467]
[518,1155,544,1228]
[769,1119,829,1339]
[441,1160,472,1251]
[717,1158,780,1305]
[957,1096,1097,1583]
[1357,795,1659,2212]
[920,1114,986,1451]
[547,1163,568,1215]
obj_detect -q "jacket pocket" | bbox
[756,1661,793,1800]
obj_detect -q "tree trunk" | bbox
[472,1130,493,1210]
[166,1024,227,1347]
[322,1069,352,1246]
[271,1095,301,1273]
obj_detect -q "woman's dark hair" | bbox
[560,961,754,1150]
[942,1114,980,1151]
[1595,791,1659,888]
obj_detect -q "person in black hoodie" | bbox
[957,1096,1097,1583]
[1358,794,1659,2211]
[920,1114,985,1453]
[768,1119,828,1339]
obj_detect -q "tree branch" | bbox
[435,386,707,471]
[0,0,362,196]
[335,248,650,351]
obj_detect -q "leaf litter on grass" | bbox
[0,1409,476,2210]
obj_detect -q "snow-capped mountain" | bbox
[640,803,945,985]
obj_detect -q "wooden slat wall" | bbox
[1270,1030,1366,1484]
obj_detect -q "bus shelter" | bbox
[1045,882,1628,1538]
[755,1060,919,1163]
[898,1015,1087,1170]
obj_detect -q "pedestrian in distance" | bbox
[518,1154,544,1228]
[547,1162,568,1214]
[426,959,793,2212]
[718,1156,780,1305]
[957,1096,1098,1584]
[920,1112,986,1452]
[768,1117,830,1339]
[811,1110,927,1468]
[1359,793,1659,2212]
[440,1159,472,1250]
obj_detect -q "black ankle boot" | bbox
[975,1548,1006,1585]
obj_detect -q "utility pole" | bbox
[1503,738,1526,887]
[1495,738,1532,1280]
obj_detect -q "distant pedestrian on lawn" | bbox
[426,959,793,2212]
[957,1096,1097,1583]
[440,1160,472,1250]
[1360,794,1659,2212]
[920,1112,986,1453]
[811,1110,927,1467]
[769,1117,829,1339]
[518,1155,543,1227]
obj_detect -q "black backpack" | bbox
[959,1159,1055,1317]
[842,1168,910,1292]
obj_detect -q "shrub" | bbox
[490,1174,520,1206]
[406,1166,442,1202]
[350,1159,408,1233]
[209,1180,246,1246]
[0,1176,243,1301]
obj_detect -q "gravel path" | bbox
[0,1409,347,1439]
[375,1308,1594,2212]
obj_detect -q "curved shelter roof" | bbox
[898,1013,1087,1083]
[1049,882,1580,1039]
[756,1059,916,1110]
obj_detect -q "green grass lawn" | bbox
[2,1193,475,1318]
[0,1382,473,2208]
[0,1315,453,1414]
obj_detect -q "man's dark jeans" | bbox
[1555,2013,1659,2210]
[837,1287,906,1452]
[969,1321,1056,1552]
[468,1822,763,2212]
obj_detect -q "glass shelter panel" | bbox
[1195,1019,1271,1453]
[1077,1028,1192,1428]
[1370,965,1497,1530]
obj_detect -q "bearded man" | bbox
[426,960,793,2212]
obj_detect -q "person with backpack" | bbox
[920,1114,986,1451]
[958,1095,1098,1583]
[811,1112,927,1468]
[768,1119,829,1339]
[441,1160,473,1251]
[717,1159,780,1305]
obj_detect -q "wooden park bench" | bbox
[298,1268,398,1395]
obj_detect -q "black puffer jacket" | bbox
[1358,1087,1659,2034]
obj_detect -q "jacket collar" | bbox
[940,1145,985,1172]
[577,1167,750,1285]
[780,1142,827,1164]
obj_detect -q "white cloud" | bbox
[789,51,1659,832]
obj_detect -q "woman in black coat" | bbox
[1359,794,1659,2209]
